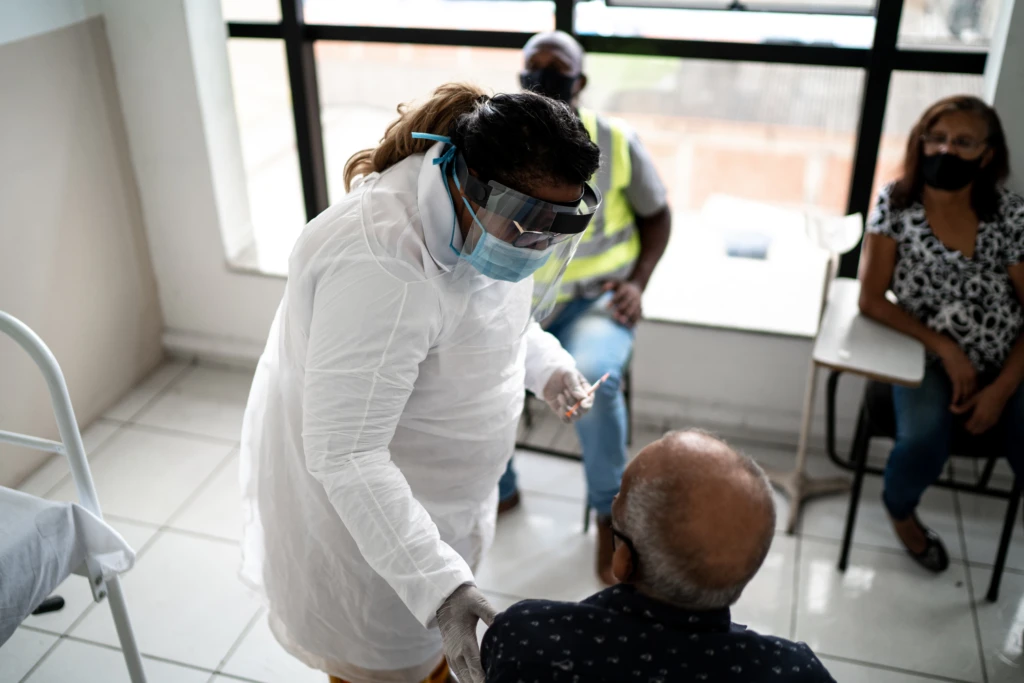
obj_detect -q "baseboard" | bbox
[161,329,860,456]
[162,328,262,370]
[631,392,859,457]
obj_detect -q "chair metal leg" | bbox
[986,479,1021,602]
[622,367,633,447]
[978,455,998,489]
[107,577,148,682]
[839,407,872,572]
[583,504,590,533]
[523,394,534,430]
[825,371,842,463]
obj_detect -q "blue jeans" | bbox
[883,363,1024,520]
[499,292,634,516]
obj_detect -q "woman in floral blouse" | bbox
[859,95,1024,572]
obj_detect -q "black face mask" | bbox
[920,152,984,192]
[520,67,579,103]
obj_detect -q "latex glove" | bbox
[437,583,496,683]
[543,368,594,423]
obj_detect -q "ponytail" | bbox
[343,82,488,192]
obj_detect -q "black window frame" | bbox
[225,0,988,277]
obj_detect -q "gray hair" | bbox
[618,443,776,610]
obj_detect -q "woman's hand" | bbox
[936,338,977,407]
[951,383,1011,435]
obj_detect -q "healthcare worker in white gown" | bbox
[239,83,603,683]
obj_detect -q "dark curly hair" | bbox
[344,82,599,194]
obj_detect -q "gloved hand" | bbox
[543,368,594,423]
[437,583,497,683]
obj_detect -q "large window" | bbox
[898,0,1002,48]
[304,0,556,32]
[577,2,876,46]
[222,0,992,334]
[226,39,304,274]
[316,42,522,203]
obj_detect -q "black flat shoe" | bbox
[900,515,950,573]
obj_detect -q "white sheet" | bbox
[0,486,135,644]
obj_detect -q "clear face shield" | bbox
[414,133,602,337]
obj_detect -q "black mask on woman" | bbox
[519,67,579,103]
[920,153,984,191]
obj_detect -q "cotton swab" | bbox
[564,372,611,419]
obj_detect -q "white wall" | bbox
[0,0,99,45]
[98,0,282,362]
[0,7,163,487]
[94,0,870,453]
[986,0,1022,194]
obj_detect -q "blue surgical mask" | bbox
[462,227,553,282]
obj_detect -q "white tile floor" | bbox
[6,362,1024,682]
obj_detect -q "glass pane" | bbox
[304,0,555,31]
[742,0,875,10]
[317,42,522,203]
[227,39,306,274]
[221,0,281,23]
[580,54,864,334]
[871,71,985,205]
[898,0,1001,48]
[578,1,875,46]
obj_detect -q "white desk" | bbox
[813,278,926,386]
[766,277,926,533]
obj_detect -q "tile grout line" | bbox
[818,652,975,682]
[119,419,241,448]
[111,359,197,424]
[211,606,266,678]
[798,530,1024,575]
[37,419,130,500]
[162,446,240,530]
[16,629,65,683]
[36,360,197,500]
[954,488,990,683]
[55,632,229,679]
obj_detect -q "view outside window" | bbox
[576,1,876,46]
[220,1,990,330]
[574,54,864,334]
[898,0,1002,48]
[871,71,985,207]
[316,42,522,203]
[303,0,556,31]
[226,39,305,274]
[221,0,280,23]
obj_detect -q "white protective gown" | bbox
[239,143,574,681]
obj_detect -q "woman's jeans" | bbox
[883,362,1024,520]
[499,292,634,516]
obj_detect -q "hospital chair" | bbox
[0,311,147,682]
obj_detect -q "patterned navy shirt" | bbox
[481,585,834,682]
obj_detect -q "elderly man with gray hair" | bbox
[481,430,835,682]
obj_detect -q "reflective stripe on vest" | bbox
[557,108,641,301]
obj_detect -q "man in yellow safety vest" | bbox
[500,30,672,585]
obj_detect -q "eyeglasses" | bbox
[610,525,639,570]
[920,133,987,155]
